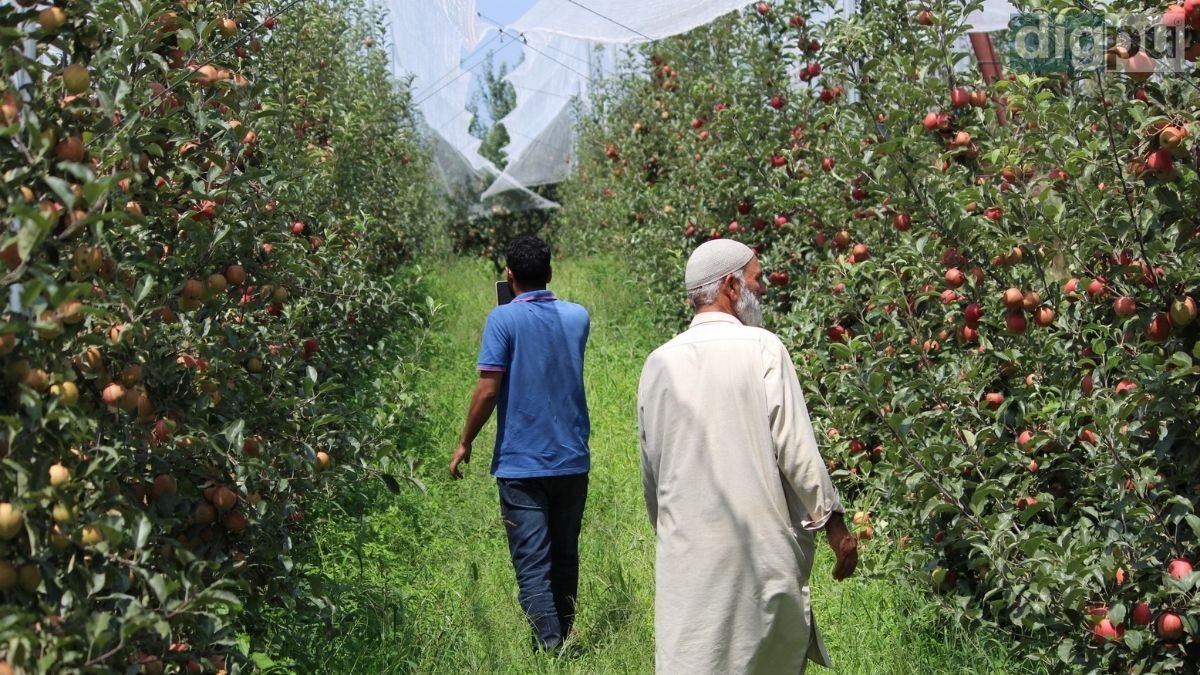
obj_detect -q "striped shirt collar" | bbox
[512,289,557,303]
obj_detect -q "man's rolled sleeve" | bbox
[763,337,843,531]
[476,310,511,372]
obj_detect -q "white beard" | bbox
[735,284,763,328]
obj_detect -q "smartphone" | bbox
[496,280,515,306]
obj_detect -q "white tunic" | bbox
[637,312,844,674]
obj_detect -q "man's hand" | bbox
[451,372,501,481]
[825,513,859,581]
[449,442,472,480]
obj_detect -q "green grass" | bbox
[271,256,1045,674]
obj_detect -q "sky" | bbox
[466,0,536,126]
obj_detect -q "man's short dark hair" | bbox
[506,235,551,286]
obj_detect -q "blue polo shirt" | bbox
[477,289,591,478]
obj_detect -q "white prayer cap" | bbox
[685,239,755,291]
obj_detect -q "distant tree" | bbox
[467,52,518,168]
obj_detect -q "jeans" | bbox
[497,472,589,651]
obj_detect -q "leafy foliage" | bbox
[0,0,438,671]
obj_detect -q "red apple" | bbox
[964,303,983,326]
[1145,149,1174,175]
[1033,306,1055,326]
[222,510,247,533]
[1087,278,1106,298]
[1146,312,1171,342]
[1113,296,1137,317]
[1157,612,1185,640]
[291,221,306,236]
[756,2,770,14]
[821,157,835,172]
[1018,429,1034,449]
[916,9,933,25]
[1082,373,1095,396]
[1093,618,1123,641]
[1168,559,1193,580]
[1159,124,1189,151]
[944,268,966,288]
[922,112,940,131]
[984,392,1004,409]
[1002,287,1024,309]
[1169,296,1196,326]
[951,87,970,108]
[211,486,238,512]
[1133,602,1152,626]
[1079,429,1098,445]
[1005,311,1027,334]
[893,213,912,231]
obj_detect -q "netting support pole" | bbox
[969,32,1008,127]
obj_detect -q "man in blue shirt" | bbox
[450,234,591,652]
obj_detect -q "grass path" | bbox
[282,256,1036,674]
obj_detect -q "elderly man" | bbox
[637,239,858,674]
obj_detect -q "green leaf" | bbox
[222,419,245,446]
[1056,638,1076,664]
[133,275,155,306]
[135,514,151,551]
[146,575,169,604]
[17,222,44,262]
[87,611,113,649]
[43,175,76,209]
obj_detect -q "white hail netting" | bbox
[370,0,558,211]
[381,0,1020,210]
[480,34,622,198]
